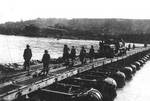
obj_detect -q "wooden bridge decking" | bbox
[0,47,150,101]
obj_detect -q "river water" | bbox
[0,34,99,63]
[0,34,150,101]
[115,61,150,101]
[0,34,144,64]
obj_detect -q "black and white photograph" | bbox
[0,0,150,101]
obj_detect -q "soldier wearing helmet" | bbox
[23,44,32,75]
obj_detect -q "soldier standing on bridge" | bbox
[98,41,104,58]
[128,44,131,51]
[79,46,86,65]
[63,44,70,66]
[41,50,51,76]
[133,44,135,49]
[23,44,32,75]
[70,46,76,66]
[89,45,95,62]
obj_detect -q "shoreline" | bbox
[0,33,147,44]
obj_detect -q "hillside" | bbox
[0,18,150,43]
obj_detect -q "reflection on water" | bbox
[0,34,99,63]
[115,61,150,101]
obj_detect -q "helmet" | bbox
[26,44,30,48]
[45,50,48,53]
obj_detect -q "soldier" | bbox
[41,50,50,76]
[63,44,70,65]
[89,45,95,62]
[79,46,86,65]
[70,46,76,65]
[144,43,147,47]
[99,41,104,51]
[133,44,135,49]
[23,44,32,75]
[98,41,105,58]
[128,44,131,51]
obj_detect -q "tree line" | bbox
[0,18,150,43]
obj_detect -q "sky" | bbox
[0,0,150,23]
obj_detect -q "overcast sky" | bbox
[0,0,150,23]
